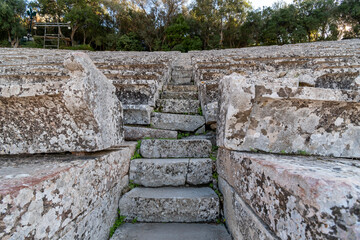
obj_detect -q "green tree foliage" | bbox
[0,0,26,47]
[1,0,359,49]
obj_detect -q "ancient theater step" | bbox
[156,99,200,114]
[119,187,219,222]
[130,158,213,187]
[151,112,205,132]
[111,223,231,240]
[160,91,198,100]
[140,139,211,158]
[164,85,198,92]
[123,104,152,125]
[123,126,177,141]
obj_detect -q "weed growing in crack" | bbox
[109,209,126,239]
[129,180,139,190]
[131,140,142,160]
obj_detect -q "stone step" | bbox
[111,223,231,240]
[140,139,211,158]
[151,112,205,132]
[130,158,213,187]
[156,99,200,114]
[160,91,198,100]
[123,104,152,125]
[164,85,198,92]
[119,187,219,222]
[124,126,177,141]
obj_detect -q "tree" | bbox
[0,0,26,47]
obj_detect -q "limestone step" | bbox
[123,104,152,125]
[164,85,198,92]
[124,126,177,141]
[160,91,198,100]
[156,99,200,114]
[140,139,212,158]
[151,112,205,132]
[111,223,231,240]
[130,158,213,187]
[119,187,219,222]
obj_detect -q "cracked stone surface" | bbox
[140,139,212,158]
[217,149,360,240]
[0,52,123,155]
[0,148,133,239]
[119,187,219,222]
[123,104,152,125]
[124,126,177,141]
[130,158,212,187]
[156,99,200,114]
[151,112,205,132]
[217,73,360,158]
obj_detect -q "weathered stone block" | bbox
[164,85,198,92]
[113,81,158,106]
[119,187,219,222]
[140,139,212,158]
[130,158,213,187]
[161,91,198,100]
[187,158,213,185]
[151,112,205,132]
[0,148,132,239]
[217,149,360,240]
[170,53,193,85]
[217,73,360,157]
[156,99,200,114]
[130,158,188,187]
[124,126,177,141]
[218,177,276,240]
[111,223,231,240]
[0,52,123,155]
[198,81,219,124]
[123,104,152,125]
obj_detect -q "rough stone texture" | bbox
[217,73,360,158]
[124,126,177,141]
[0,52,123,155]
[218,177,277,240]
[161,91,198,100]
[113,81,158,106]
[217,148,360,240]
[164,85,198,92]
[0,147,133,239]
[170,53,193,85]
[119,187,219,222]
[198,81,219,124]
[184,131,217,146]
[151,112,205,132]
[123,104,152,125]
[187,158,213,185]
[130,158,213,187]
[140,139,212,158]
[111,223,231,240]
[156,99,200,114]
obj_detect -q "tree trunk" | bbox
[70,25,79,46]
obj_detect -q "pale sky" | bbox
[251,0,294,9]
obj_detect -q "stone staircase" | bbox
[111,55,231,239]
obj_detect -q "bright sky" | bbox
[251,0,294,9]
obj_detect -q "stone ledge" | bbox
[217,148,360,240]
[0,148,132,239]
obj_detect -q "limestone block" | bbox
[130,158,213,187]
[187,158,213,185]
[198,81,219,124]
[161,91,198,100]
[130,158,189,187]
[119,187,219,222]
[140,139,212,158]
[123,104,152,125]
[0,52,123,155]
[113,80,158,106]
[218,177,276,240]
[124,126,177,141]
[164,85,197,92]
[111,223,231,240]
[217,149,360,240]
[217,73,360,158]
[151,112,205,132]
[170,53,193,85]
[0,148,132,239]
[156,99,200,114]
